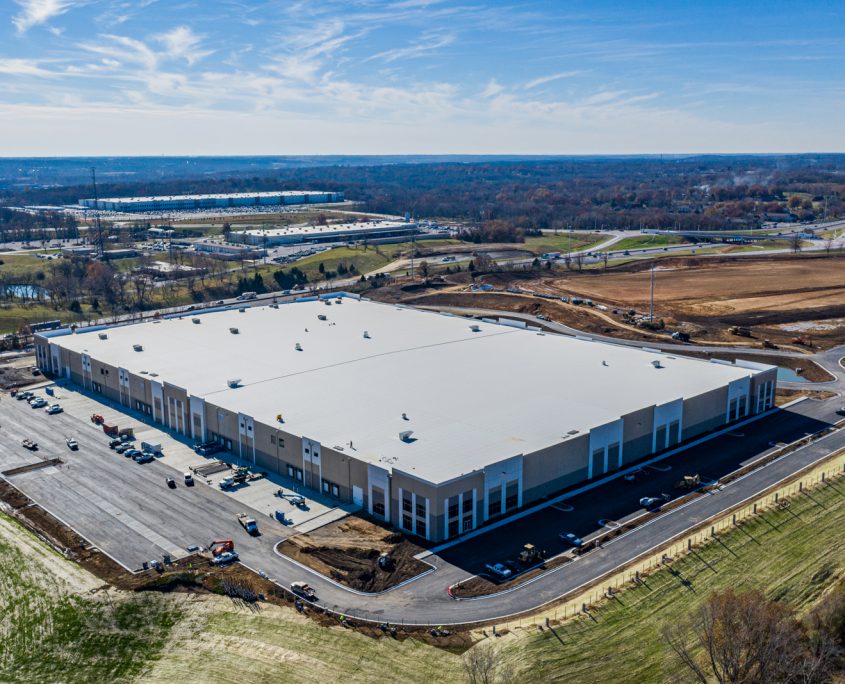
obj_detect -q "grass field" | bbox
[505,475,845,682]
[0,514,182,684]
[611,234,691,251]
[4,469,845,683]
[522,232,606,255]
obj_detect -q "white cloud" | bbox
[524,70,582,89]
[366,31,455,64]
[12,0,81,34]
[482,79,504,98]
[0,58,55,77]
[154,26,213,66]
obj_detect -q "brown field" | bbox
[482,254,845,348]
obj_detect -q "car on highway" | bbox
[639,494,671,510]
[115,443,131,454]
[212,550,239,565]
[558,532,583,548]
[29,397,47,409]
[184,472,194,486]
[124,449,142,459]
[219,477,235,489]
[15,391,33,401]
[45,404,63,415]
[65,437,78,450]
[134,452,155,464]
[484,562,513,579]
[166,478,176,488]
[108,438,122,449]
[836,407,845,416]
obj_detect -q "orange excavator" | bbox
[209,539,234,556]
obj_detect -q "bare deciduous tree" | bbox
[463,642,515,684]
[663,589,836,684]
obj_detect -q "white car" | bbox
[484,562,513,579]
[65,437,78,450]
[212,551,239,565]
[29,397,48,409]
[45,404,63,414]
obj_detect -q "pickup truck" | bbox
[237,513,258,535]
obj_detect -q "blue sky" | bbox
[1,0,843,155]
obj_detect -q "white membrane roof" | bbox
[51,297,766,484]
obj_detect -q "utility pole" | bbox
[90,167,105,257]
[649,263,655,321]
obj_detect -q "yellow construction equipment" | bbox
[675,474,701,490]
[518,544,543,564]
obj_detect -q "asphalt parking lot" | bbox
[0,384,344,570]
[436,396,841,576]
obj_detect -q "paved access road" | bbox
[2,387,843,625]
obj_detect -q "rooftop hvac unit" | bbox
[229,327,239,334]
[295,342,302,351]
[399,430,414,442]
[227,378,241,388]
[132,344,143,352]
[652,360,663,369]
[363,330,371,339]
[98,332,108,340]
[469,324,481,332]
[317,314,327,321]
[238,307,246,313]
[270,303,279,309]
[192,318,201,324]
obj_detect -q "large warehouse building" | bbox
[35,297,777,542]
[232,220,420,246]
[79,191,344,212]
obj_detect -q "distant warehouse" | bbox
[232,220,420,246]
[35,297,776,543]
[79,190,344,213]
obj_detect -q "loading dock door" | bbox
[352,485,364,507]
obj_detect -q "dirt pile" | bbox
[280,515,430,592]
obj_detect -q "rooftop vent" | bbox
[238,307,246,313]
[227,378,241,388]
[98,332,108,340]
[324,299,332,305]
[469,324,481,332]
[652,360,663,369]
[399,430,415,442]
[602,360,608,367]
[149,372,159,377]
[317,314,327,321]
[270,303,279,309]
[192,318,201,324]
[295,342,302,351]
[335,298,343,304]
[402,412,409,421]
[363,330,371,339]
[132,344,143,352]
[229,327,239,334]
[567,429,580,436]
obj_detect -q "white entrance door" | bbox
[352,485,364,507]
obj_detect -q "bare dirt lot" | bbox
[279,515,430,592]
[378,254,845,349]
[545,254,845,348]
[0,353,40,390]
